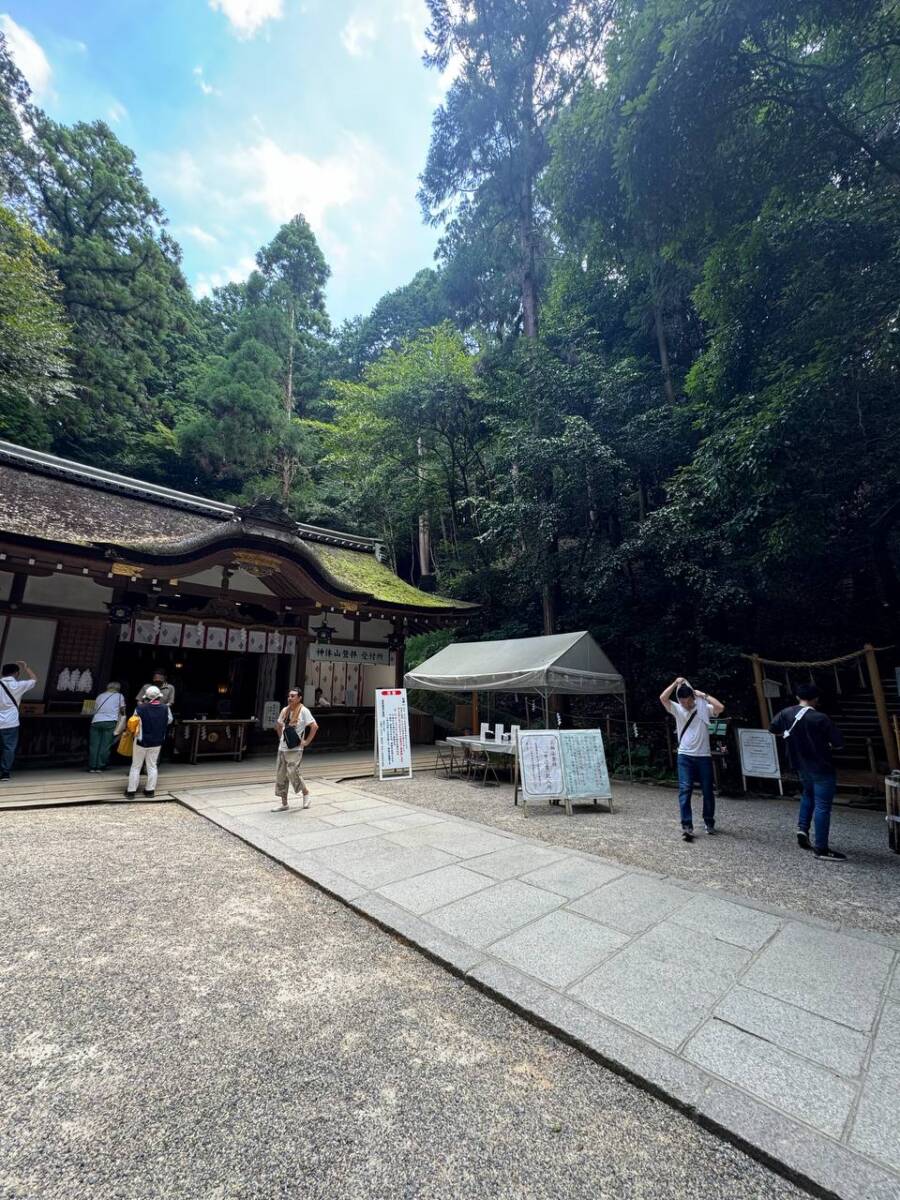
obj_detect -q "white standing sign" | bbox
[375,688,412,780]
[737,728,783,794]
[517,729,613,817]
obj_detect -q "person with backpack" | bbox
[0,660,37,782]
[125,686,172,799]
[272,686,319,811]
[770,683,846,861]
[660,676,725,841]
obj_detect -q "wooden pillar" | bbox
[750,655,769,729]
[393,621,405,689]
[294,615,309,692]
[471,690,479,733]
[99,586,126,684]
[864,643,898,770]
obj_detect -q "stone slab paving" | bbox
[174,779,900,1200]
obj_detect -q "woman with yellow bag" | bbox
[118,686,172,799]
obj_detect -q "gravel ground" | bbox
[0,805,809,1200]
[361,774,900,937]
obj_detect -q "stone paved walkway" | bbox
[174,779,900,1200]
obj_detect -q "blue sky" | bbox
[1,1,452,323]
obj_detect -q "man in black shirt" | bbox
[770,684,846,861]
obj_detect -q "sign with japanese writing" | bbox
[374,688,412,779]
[310,643,390,666]
[560,730,611,800]
[737,729,782,781]
[261,700,281,730]
[518,729,613,815]
[518,732,565,799]
[247,630,267,653]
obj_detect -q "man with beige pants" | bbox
[272,687,318,811]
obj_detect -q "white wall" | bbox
[179,566,274,595]
[24,573,113,612]
[1,616,56,700]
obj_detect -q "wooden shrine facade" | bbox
[0,440,473,764]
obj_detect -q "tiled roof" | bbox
[0,442,473,614]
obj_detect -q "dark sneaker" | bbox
[814,847,847,861]
[124,791,136,799]
[143,790,155,798]
[0,773,10,782]
[705,825,715,835]
[797,831,812,850]
[681,827,694,842]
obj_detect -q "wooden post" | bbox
[750,654,769,730]
[471,690,479,734]
[393,621,405,689]
[864,643,898,771]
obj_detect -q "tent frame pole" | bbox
[619,691,634,781]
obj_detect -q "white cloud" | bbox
[154,149,208,201]
[183,224,218,247]
[208,0,283,39]
[0,14,52,97]
[192,65,221,96]
[194,253,257,298]
[341,12,377,58]
[231,134,370,230]
[107,99,127,124]
[393,0,429,58]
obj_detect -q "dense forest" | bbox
[1,1,899,711]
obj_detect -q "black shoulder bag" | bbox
[282,707,303,750]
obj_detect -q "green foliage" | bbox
[0,2,897,717]
[0,205,72,447]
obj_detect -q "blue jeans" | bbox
[0,726,19,776]
[797,770,836,850]
[677,754,715,829]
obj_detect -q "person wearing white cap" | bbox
[126,685,173,799]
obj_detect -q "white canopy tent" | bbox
[405,631,632,773]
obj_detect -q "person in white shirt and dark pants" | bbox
[660,676,725,841]
[0,660,37,782]
[88,682,125,772]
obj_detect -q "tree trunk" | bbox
[652,298,676,406]
[520,56,538,339]
[417,436,432,581]
[285,301,295,414]
[520,204,539,339]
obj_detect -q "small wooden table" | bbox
[177,719,255,764]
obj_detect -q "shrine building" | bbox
[0,440,473,765]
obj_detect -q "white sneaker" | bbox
[301,793,311,809]
[271,802,290,812]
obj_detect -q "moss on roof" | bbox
[0,460,473,614]
[303,542,473,610]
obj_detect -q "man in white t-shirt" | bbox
[0,660,37,782]
[660,676,725,841]
[272,687,319,811]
